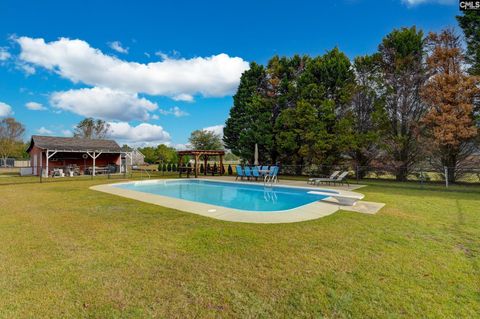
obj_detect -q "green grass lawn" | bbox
[0,178,479,318]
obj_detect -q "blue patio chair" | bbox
[261,165,269,176]
[252,166,260,181]
[235,165,244,180]
[244,166,252,180]
[265,166,279,183]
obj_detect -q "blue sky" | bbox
[0,0,460,147]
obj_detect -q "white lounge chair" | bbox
[315,171,349,186]
[308,171,340,185]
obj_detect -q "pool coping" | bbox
[90,178,365,224]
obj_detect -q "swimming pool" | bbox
[113,179,335,212]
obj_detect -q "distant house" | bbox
[121,146,145,166]
[130,148,145,165]
[27,135,124,176]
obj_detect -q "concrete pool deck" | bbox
[90,178,384,223]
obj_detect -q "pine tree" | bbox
[457,11,480,75]
[378,27,427,181]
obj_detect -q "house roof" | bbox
[27,135,122,153]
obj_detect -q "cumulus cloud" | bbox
[25,101,46,111]
[0,47,11,61]
[37,126,53,135]
[108,122,171,145]
[402,0,455,6]
[0,102,13,117]
[50,87,158,121]
[108,41,129,54]
[17,62,35,75]
[16,36,249,100]
[158,106,189,117]
[203,124,224,137]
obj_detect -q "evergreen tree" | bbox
[350,54,387,174]
[223,62,266,157]
[457,11,480,75]
[378,27,427,181]
[297,48,356,168]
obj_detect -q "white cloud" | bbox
[25,101,46,111]
[172,93,194,102]
[61,129,72,136]
[16,37,249,100]
[158,106,189,117]
[173,143,190,150]
[0,47,11,61]
[203,124,224,137]
[17,62,35,75]
[108,41,129,54]
[108,122,171,146]
[402,0,455,6]
[37,126,53,135]
[50,87,158,121]
[0,102,13,117]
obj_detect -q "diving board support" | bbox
[307,191,364,206]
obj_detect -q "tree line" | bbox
[224,17,480,182]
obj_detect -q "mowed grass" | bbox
[0,178,479,318]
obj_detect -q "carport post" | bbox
[45,150,58,178]
[87,151,102,176]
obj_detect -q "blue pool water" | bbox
[114,180,335,212]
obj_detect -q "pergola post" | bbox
[194,154,199,178]
[204,155,208,176]
[87,151,102,176]
[178,155,183,177]
[219,154,224,175]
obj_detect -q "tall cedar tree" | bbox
[223,62,267,161]
[421,29,480,182]
[379,27,427,181]
[267,55,308,165]
[457,11,480,76]
[350,54,387,176]
[296,48,356,170]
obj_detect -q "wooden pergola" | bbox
[177,150,225,178]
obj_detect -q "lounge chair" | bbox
[244,166,253,180]
[331,171,349,186]
[235,165,244,180]
[308,170,340,185]
[315,171,349,186]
